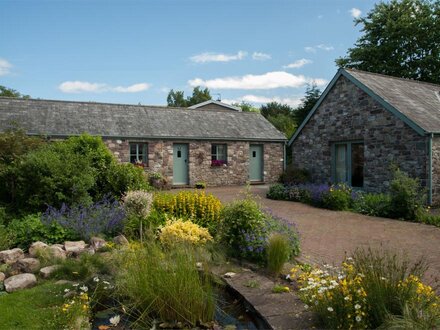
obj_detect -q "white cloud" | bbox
[0,58,13,76]
[284,58,313,69]
[252,52,271,61]
[188,71,327,90]
[223,95,302,107]
[304,44,335,53]
[59,81,150,93]
[190,51,247,63]
[350,8,362,18]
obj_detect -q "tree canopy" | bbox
[167,86,212,107]
[0,86,30,99]
[336,0,440,84]
[293,84,321,126]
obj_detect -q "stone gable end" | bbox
[291,75,429,194]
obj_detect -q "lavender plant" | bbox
[42,195,125,240]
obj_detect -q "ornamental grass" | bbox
[115,242,215,327]
[290,248,438,329]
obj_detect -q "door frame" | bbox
[249,144,264,182]
[331,140,364,187]
[173,143,189,185]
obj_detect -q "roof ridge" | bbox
[0,96,185,110]
[344,68,440,89]
[0,96,260,115]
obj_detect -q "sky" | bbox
[1,0,381,107]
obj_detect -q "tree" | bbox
[232,101,260,112]
[336,0,440,84]
[0,86,30,99]
[260,102,294,119]
[167,86,212,107]
[293,84,321,126]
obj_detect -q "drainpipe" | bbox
[428,133,433,205]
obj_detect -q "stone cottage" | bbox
[288,68,440,205]
[0,98,286,186]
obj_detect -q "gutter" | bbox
[428,133,433,205]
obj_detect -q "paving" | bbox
[205,185,440,286]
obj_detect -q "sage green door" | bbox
[249,144,263,181]
[173,144,189,185]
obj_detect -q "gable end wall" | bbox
[291,75,428,194]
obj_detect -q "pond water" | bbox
[92,286,270,329]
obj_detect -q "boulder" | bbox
[90,237,107,251]
[4,273,37,292]
[0,248,24,264]
[15,258,41,273]
[28,241,48,257]
[0,272,5,282]
[64,241,86,255]
[48,245,67,260]
[39,265,60,279]
[113,235,129,246]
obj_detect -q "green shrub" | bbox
[0,224,12,250]
[279,166,310,185]
[263,213,300,259]
[321,184,352,211]
[105,162,151,197]
[153,191,222,234]
[115,243,215,327]
[220,198,266,262]
[353,192,392,217]
[14,144,96,212]
[267,183,288,200]
[7,214,76,249]
[416,211,440,227]
[266,233,290,274]
[389,168,426,220]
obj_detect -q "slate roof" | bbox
[0,98,286,142]
[289,69,440,146]
[346,69,440,133]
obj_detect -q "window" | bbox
[211,144,227,166]
[332,141,364,187]
[129,143,148,166]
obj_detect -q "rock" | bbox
[113,235,129,246]
[63,290,76,299]
[224,272,237,278]
[39,265,60,279]
[0,248,24,265]
[28,241,48,257]
[48,245,67,260]
[4,273,37,292]
[196,262,203,270]
[52,244,64,249]
[15,258,41,273]
[64,241,86,254]
[0,272,5,282]
[90,237,106,251]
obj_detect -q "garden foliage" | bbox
[291,248,438,329]
[42,196,125,241]
[159,217,213,247]
[153,191,222,234]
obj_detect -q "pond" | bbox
[92,285,270,329]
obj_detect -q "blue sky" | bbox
[1,0,380,107]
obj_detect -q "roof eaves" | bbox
[28,132,286,142]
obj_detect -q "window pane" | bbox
[130,144,137,154]
[351,143,364,187]
[335,144,347,183]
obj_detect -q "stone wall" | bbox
[105,139,284,186]
[291,75,429,194]
[431,136,440,205]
